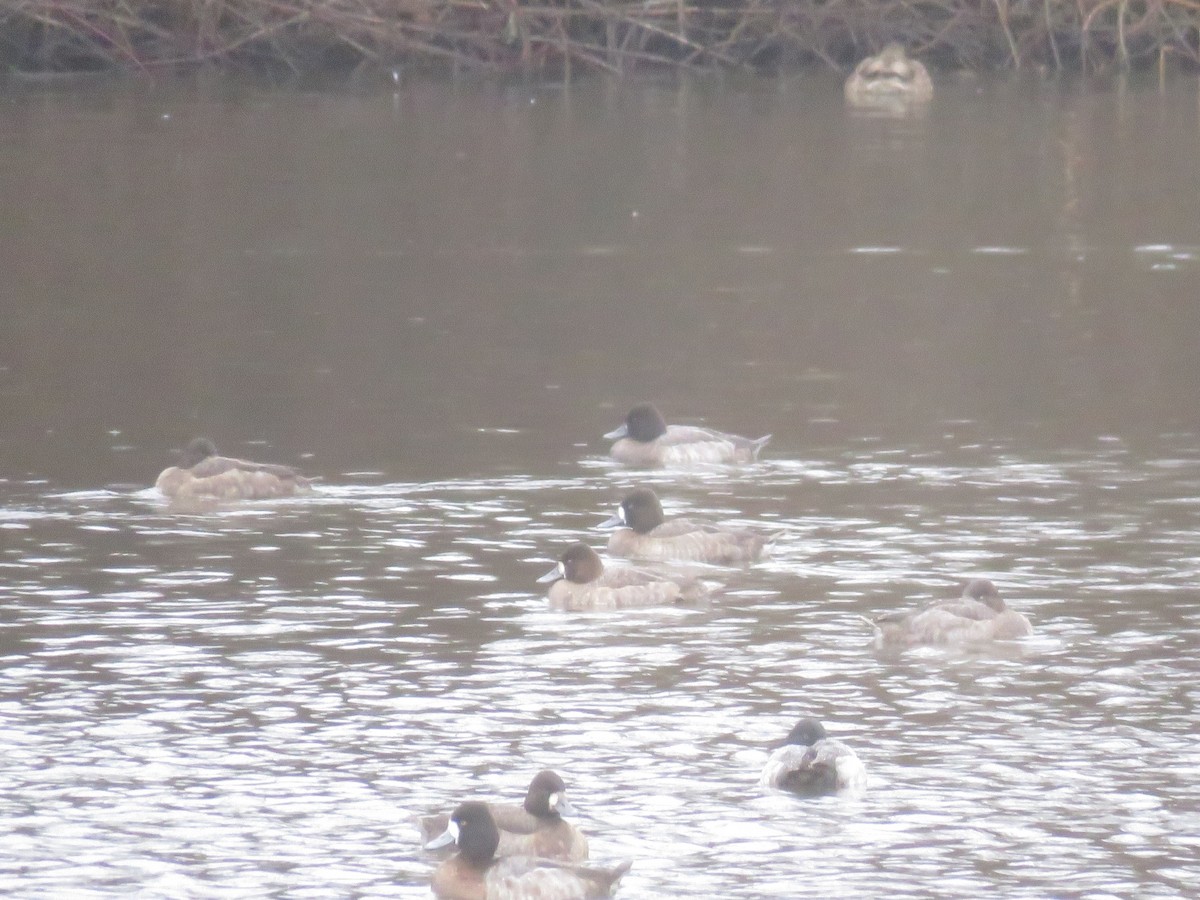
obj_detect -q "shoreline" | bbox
[2,1,1198,77]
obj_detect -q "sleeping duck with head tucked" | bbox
[155,437,313,501]
[759,718,867,797]
[866,578,1033,649]
[599,488,768,565]
[844,42,933,108]
[538,543,709,611]
[421,770,589,863]
[604,403,770,467]
[426,801,631,900]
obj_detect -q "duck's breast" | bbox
[154,467,189,498]
[828,742,867,792]
[608,437,667,467]
[760,744,808,788]
[182,468,306,501]
[762,744,840,795]
[658,426,745,465]
[611,526,761,564]
[907,605,1030,645]
[488,805,541,835]
[431,856,488,900]
[488,857,627,900]
[606,529,649,559]
[610,425,763,466]
[675,525,764,564]
[548,579,683,611]
[526,820,589,863]
[491,814,589,862]
[606,527,704,562]
[990,610,1034,640]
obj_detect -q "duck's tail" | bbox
[551,858,632,892]
[857,615,893,651]
[751,434,772,460]
[855,614,882,636]
[745,528,788,562]
[678,577,716,603]
[598,859,633,889]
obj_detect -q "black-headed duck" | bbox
[421,770,589,863]
[867,578,1034,649]
[759,718,867,796]
[155,437,313,501]
[599,488,767,565]
[427,801,631,900]
[604,403,770,467]
[844,43,933,108]
[537,543,709,611]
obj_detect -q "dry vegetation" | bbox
[2,0,1199,76]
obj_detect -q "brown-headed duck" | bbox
[759,718,867,796]
[537,543,709,611]
[421,770,588,863]
[598,488,767,565]
[844,43,933,108]
[866,578,1033,649]
[604,403,770,467]
[155,437,313,501]
[426,801,631,900]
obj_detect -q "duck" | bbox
[155,437,313,501]
[759,718,867,796]
[537,543,709,611]
[844,43,933,107]
[598,488,767,565]
[604,403,770,467]
[420,770,589,863]
[866,578,1034,649]
[426,801,631,900]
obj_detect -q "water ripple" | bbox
[1,441,1198,896]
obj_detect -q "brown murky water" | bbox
[1,73,1198,897]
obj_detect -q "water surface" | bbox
[1,73,1198,897]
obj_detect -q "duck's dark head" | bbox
[862,43,917,81]
[448,801,499,866]
[605,403,668,443]
[619,487,665,534]
[538,543,605,586]
[963,578,1005,611]
[624,403,668,443]
[524,769,574,818]
[780,718,828,748]
[180,437,217,469]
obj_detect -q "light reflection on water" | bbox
[3,73,1200,897]
[1,439,1198,897]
